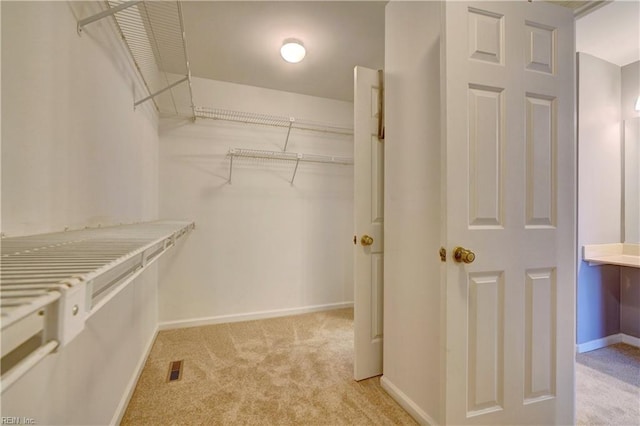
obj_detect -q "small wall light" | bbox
[635,96,640,111]
[280,40,306,64]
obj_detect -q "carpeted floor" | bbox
[124,308,640,425]
[576,343,640,426]
[122,308,416,425]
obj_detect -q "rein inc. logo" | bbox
[1,418,35,425]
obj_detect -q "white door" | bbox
[353,66,384,381]
[444,2,575,424]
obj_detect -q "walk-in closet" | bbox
[2,2,378,423]
[1,1,638,425]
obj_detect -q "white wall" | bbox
[2,3,159,236]
[576,52,622,344]
[621,61,639,121]
[622,62,639,243]
[577,53,622,245]
[157,77,354,325]
[624,118,639,243]
[1,2,159,424]
[383,2,443,424]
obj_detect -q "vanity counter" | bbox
[583,243,640,268]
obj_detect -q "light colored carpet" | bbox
[576,343,640,426]
[122,308,416,425]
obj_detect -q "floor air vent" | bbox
[167,360,183,382]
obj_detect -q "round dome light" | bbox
[280,41,306,63]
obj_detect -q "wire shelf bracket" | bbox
[76,1,195,117]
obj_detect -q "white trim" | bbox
[576,333,640,353]
[110,326,159,425]
[621,333,640,348]
[158,302,354,331]
[576,334,622,353]
[380,375,438,426]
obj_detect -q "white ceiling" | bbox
[176,1,639,104]
[576,0,640,66]
[180,1,386,102]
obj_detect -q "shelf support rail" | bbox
[134,76,189,108]
[228,150,235,183]
[283,118,295,152]
[76,0,142,34]
[177,2,196,119]
[291,154,302,184]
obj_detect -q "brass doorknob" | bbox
[360,235,374,246]
[453,247,475,263]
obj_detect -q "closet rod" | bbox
[1,341,59,394]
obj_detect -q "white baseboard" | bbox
[577,333,640,353]
[111,326,159,425]
[621,333,640,348]
[380,375,438,426]
[576,334,622,353]
[158,302,354,331]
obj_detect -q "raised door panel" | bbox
[525,21,556,75]
[467,272,505,416]
[524,268,557,403]
[468,8,504,65]
[468,85,504,228]
[525,94,557,228]
[371,254,384,341]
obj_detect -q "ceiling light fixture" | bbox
[280,40,306,64]
[635,96,640,112]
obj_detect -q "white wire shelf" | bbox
[77,1,194,117]
[0,220,194,393]
[195,107,354,151]
[227,148,353,184]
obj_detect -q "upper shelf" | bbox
[195,107,353,151]
[77,1,195,117]
[583,243,640,268]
